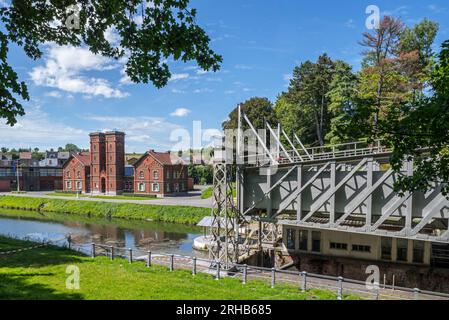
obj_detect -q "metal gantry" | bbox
[208,162,240,268]
[209,107,449,267]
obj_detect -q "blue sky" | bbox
[1,0,449,153]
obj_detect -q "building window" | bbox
[286,229,296,250]
[153,170,159,180]
[139,171,144,179]
[330,242,348,250]
[381,238,392,260]
[76,181,82,190]
[66,181,72,189]
[166,170,170,179]
[413,241,424,263]
[152,183,160,192]
[77,171,81,178]
[138,183,145,192]
[352,244,371,253]
[66,171,70,178]
[311,231,321,253]
[397,239,408,262]
[299,230,308,251]
[166,183,171,192]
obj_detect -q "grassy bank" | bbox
[0,209,202,234]
[201,187,213,199]
[47,193,157,201]
[0,196,209,225]
[0,236,357,300]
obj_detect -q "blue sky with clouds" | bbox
[1,0,449,153]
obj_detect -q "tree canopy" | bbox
[222,97,277,131]
[225,15,448,196]
[0,0,222,125]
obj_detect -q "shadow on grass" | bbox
[0,237,86,299]
[0,273,83,300]
[0,246,86,269]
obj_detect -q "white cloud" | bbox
[0,104,88,150]
[193,88,214,94]
[44,91,63,98]
[427,4,447,13]
[283,73,292,87]
[345,19,356,29]
[171,89,187,94]
[83,115,187,151]
[29,44,129,98]
[235,64,253,70]
[383,6,408,16]
[169,73,189,82]
[170,108,191,117]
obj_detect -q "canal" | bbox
[0,209,207,258]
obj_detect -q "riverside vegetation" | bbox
[0,196,209,225]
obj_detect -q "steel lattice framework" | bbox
[208,106,449,267]
[208,162,240,268]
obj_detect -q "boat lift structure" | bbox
[208,106,449,268]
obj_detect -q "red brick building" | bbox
[134,150,188,197]
[89,131,125,195]
[63,152,91,193]
[62,132,189,197]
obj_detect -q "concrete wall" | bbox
[282,225,431,265]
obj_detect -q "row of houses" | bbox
[0,152,70,192]
[1,131,197,197]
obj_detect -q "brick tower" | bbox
[105,131,125,195]
[89,132,106,194]
[89,131,125,195]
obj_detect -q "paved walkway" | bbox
[0,190,212,208]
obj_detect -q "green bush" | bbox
[0,196,209,225]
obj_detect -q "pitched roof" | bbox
[149,150,184,166]
[134,150,185,167]
[72,152,91,166]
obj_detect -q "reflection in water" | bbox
[0,211,207,258]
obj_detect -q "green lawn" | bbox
[201,187,213,199]
[46,193,157,201]
[0,237,358,300]
[0,196,209,225]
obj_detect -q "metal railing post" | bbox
[91,243,96,258]
[147,251,152,267]
[192,257,197,275]
[271,268,276,288]
[216,262,221,280]
[301,271,307,292]
[242,264,247,284]
[128,248,133,264]
[337,276,343,300]
[414,288,421,300]
[170,254,174,271]
[110,246,114,260]
[374,287,380,300]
